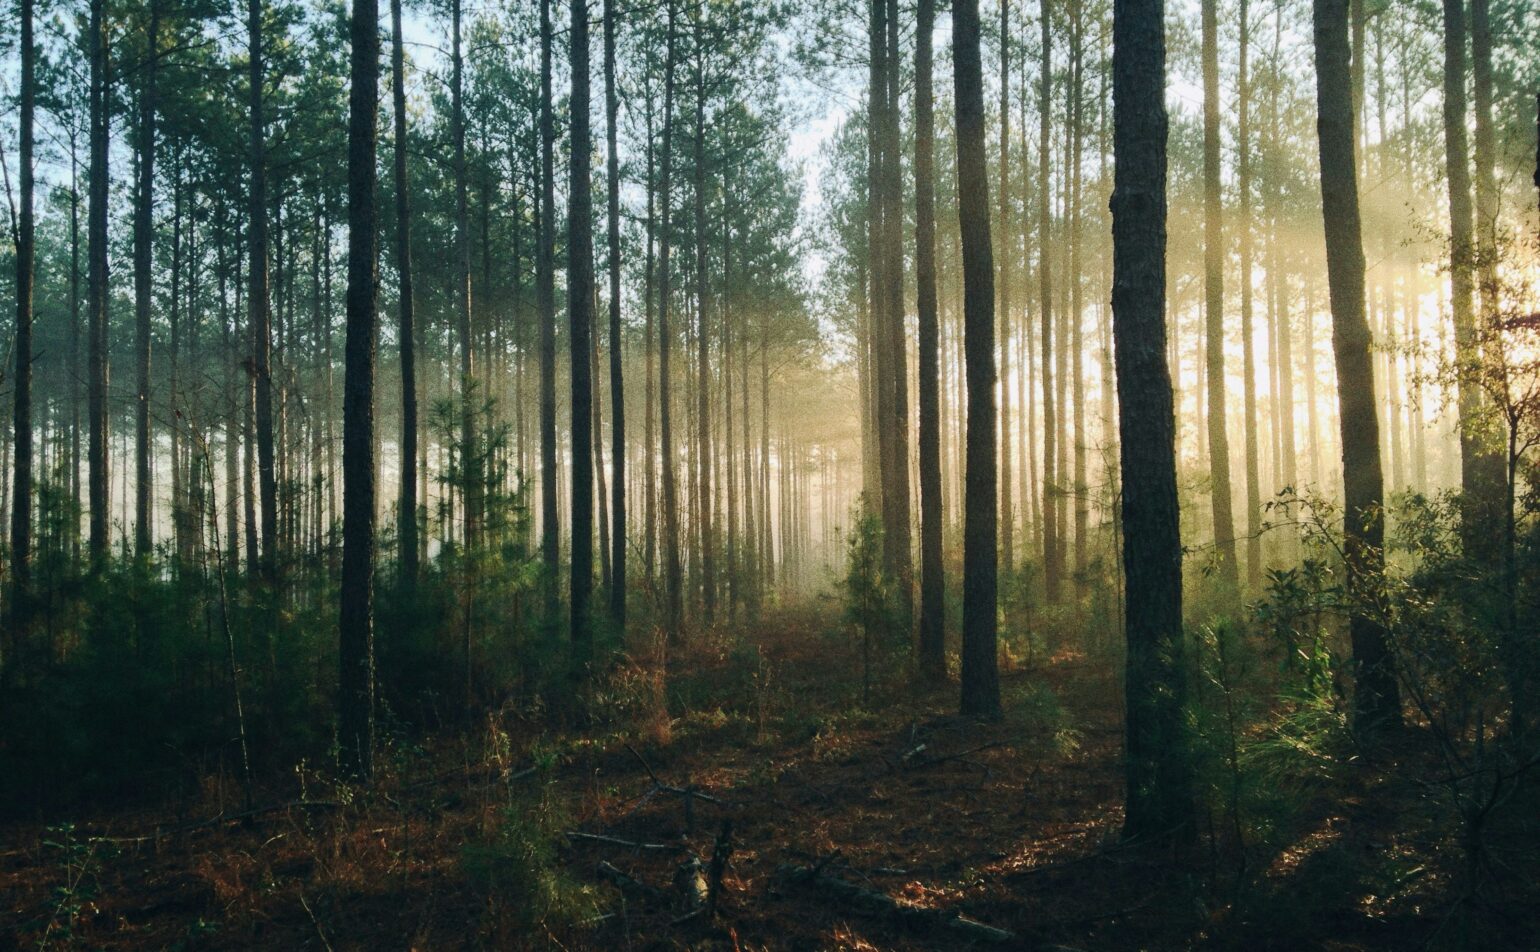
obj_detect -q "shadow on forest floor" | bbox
[0,607,1533,949]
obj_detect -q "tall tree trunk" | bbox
[604,0,626,629]
[1238,0,1262,591]
[1038,0,1060,603]
[1441,0,1502,560]
[954,0,999,719]
[881,0,912,624]
[692,14,715,627]
[915,0,945,683]
[659,2,682,638]
[250,0,278,582]
[88,0,111,570]
[134,0,161,560]
[569,0,596,664]
[1311,0,1401,731]
[1470,0,1496,328]
[539,0,560,621]
[339,0,380,780]
[1202,0,1239,600]
[1112,0,1194,841]
[644,91,657,582]
[451,0,478,550]
[998,0,1014,576]
[10,0,36,631]
[391,0,418,588]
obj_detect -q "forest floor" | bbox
[0,607,1523,950]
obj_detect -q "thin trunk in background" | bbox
[10,0,36,630]
[570,0,597,663]
[604,0,627,629]
[915,0,945,683]
[1202,0,1239,601]
[392,0,418,587]
[88,0,110,570]
[539,0,560,621]
[134,0,161,559]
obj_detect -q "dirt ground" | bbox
[0,609,1517,950]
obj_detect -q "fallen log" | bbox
[776,861,1014,944]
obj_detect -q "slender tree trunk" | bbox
[692,16,716,627]
[88,0,111,570]
[568,0,596,664]
[134,0,161,560]
[660,6,682,637]
[1112,0,1194,840]
[10,0,36,634]
[449,0,478,553]
[391,0,418,588]
[1238,0,1261,591]
[998,0,1014,576]
[915,0,945,683]
[250,0,278,582]
[1202,0,1239,600]
[604,0,626,628]
[339,0,380,780]
[1038,0,1060,603]
[1311,0,1401,731]
[1442,0,1502,560]
[539,0,560,620]
[955,0,999,719]
[881,0,912,625]
[644,93,658,581]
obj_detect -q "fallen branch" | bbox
[776,862,1014,944]
[623,743,725,805]
[97,800,344,845]
[597,860,668,903]
[565,831,686,853]
[908,742,1005,772]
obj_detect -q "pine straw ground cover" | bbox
[0,607,1526,950]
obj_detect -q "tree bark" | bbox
[998,0,1014,577]
[10,0,36,629]
[1202,0,1239,600]
[660,0,683,640]
[604,0,626,629]
[1238,0,1261,591]
[340,0,380,780]
[134,0,161,560]
[539,0,560,621]
[1311,0,1401,731]
[1441,0,1502,561]
[569,0,596,665]
[915,0,945,683]
[391,0,418,589]
[250,0,278,582]
[1112,0,1194,841]
[954,0,999,720]
[1038,0,1060,604]
[88,0,110,570]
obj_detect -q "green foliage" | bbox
[33,823,118,949]
[460,784,597,941]
[840,496,906,703]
